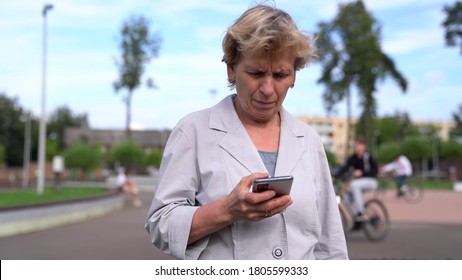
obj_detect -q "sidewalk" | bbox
[368,190,462,225]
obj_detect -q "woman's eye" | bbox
[274,73,289,79]
[248,72,264,77]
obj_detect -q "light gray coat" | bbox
[145,95,348,260]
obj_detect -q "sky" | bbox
[0,0,460,130]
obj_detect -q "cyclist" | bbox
[332,137,378,220]
[381,154,413,197]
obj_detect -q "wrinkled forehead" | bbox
[238,48,296,69]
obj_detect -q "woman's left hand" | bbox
[222,173,293,222]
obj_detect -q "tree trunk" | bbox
[346,87,352,160]
[125,90,132,140]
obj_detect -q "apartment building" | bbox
[298,116,353,163]
[299,116,455,164]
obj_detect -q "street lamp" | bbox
[37,3,53,195]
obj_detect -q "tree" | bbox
[63,142,102,179]
[371,112,418,145]
[48,105,89,151]
[440,140,462,160]
[109,140,145,172]
[113,15,161,138]
[0,144,5,165]
[401,136,432,172]
[324,149,338,166]
[0,93,27,166]
[376,141,401,164]
[442,1,462,54]
[316,0,407,152]
[450,103,462,138]
[144,148,163,169]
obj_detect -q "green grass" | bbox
[420,180,453,190]
[0,186,110,208]
[379,178,453,190]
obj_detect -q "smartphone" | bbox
[251,175,293,196]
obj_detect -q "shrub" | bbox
[109,140,145,172]
[63,142,102,173]
[144,148,163,168]
[325,149,337,166]
[400,136,431,161]
[377,142,401,164]
[440,140,462,160]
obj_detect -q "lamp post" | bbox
[37,4,53,195]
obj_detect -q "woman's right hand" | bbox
[222,173,293,222]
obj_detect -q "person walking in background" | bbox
[381,154,413,197]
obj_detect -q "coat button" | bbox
[272,247,284,259]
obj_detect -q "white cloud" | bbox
[363,0,438,10]
[382,28,443,54]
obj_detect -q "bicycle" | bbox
[334,179,390,242]
[375,172,424,204]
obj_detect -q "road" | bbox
[0,190,461,260]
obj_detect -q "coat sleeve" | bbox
[313,140,349,259]
[144,126,210,259]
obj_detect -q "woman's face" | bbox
[228,49,296,124]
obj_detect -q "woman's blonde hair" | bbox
[222,5,315,87]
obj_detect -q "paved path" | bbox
[0,190,461,259]
[0,192,173,260]
[346,190,462,259]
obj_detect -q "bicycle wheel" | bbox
[402,177,424,204]
[362,199,390,242]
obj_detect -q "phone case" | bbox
[251,175,293,196]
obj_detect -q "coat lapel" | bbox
[219,127,268,174]
[209,95,306,176]
[210,95,267,174]
[274,109,306,176]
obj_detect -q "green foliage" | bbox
[377,142,401,164]
[63,142,102,172]
[0,144,5,164]
[46,140,60,161]
[450,103,462,138]
[442,1,462,54]
[440,140,462,160]
[48,105,89,151]
[0,92,26,166]
[400,136,432,161]
[325,149,337,166]
[113,15,162,134]
[144,148,163,168]
[109,140,145,171]
[374,112,419,144]
[316,0,407,149]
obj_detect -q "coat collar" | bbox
[210,94,306,175]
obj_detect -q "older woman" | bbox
[145,5,348,260]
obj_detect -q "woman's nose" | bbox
[259,77,275,96]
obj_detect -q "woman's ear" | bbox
[227,63,235,83]
[291,71,296,88]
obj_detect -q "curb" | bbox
[0,192,124,238]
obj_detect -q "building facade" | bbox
[298,116,353,163]
[298,116,455,164]
[64,128,171,153]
